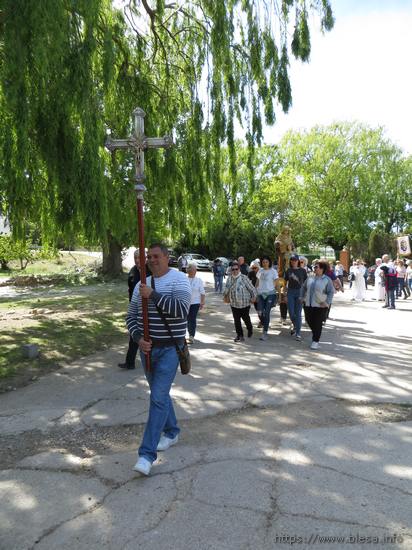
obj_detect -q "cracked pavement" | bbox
[1,273,412,550]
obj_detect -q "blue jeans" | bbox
[397,278,407,298]
[287,288,303,336]
[386,288,395,308]
[187,303,200,337]
[139,346,180,463]
[257,293,276,332]
[214,275,223,292]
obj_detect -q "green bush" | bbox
[0,235,58,271]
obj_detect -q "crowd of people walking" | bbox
[122,244,410,476]
[221,254,337,350]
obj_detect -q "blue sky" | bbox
[333,0,412,17]
[265,0,412,154]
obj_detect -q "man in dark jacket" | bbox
[381,262,397,309]
[238,256,249,276]
[118,250,151,369]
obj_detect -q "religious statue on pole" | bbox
[275,225,295,278]
[105,108,173,370]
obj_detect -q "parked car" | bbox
[178,253,211,272]
[168,254,178,267]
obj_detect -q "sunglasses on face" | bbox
[231,267,239,271]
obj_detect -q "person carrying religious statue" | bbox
[279,285,289,326]
[118,249,152,370]
[127,243,191,476]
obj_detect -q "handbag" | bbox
[151,277,191,375]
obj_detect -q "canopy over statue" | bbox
[275,225,295,278]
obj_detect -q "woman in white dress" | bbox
[373,258,385,300]
[351,259,366,302]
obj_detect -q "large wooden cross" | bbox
[106,107,173,370]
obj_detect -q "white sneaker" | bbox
[157,434,179,451]
[310,341,319,350]
[188,336,194,344]
[133,456,152,475]
[260,332,268,341]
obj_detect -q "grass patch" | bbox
[0,251,101,277]
[0,252,110,288]
[0,281,130,382]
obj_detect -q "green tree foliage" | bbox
[0,236,13,269]
[0,0,334,273]
[195,123,412,260]
[368,226,397,262]
[0,235,56,270]
[256,124,412,250]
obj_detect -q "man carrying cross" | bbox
[127,243,191,475]
[108,108,190,475]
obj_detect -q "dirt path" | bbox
[1,282,412,549]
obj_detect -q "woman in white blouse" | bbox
[186,263,206,343]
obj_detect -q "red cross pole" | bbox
[106,108,173,370]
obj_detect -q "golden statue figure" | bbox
[275,225,295,278]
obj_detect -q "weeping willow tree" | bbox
[0,0,334,275]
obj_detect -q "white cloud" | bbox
[265,9,412,155]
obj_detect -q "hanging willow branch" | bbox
[0,0,334,248]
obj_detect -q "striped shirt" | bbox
[126,269,191,346]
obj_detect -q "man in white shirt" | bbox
[187,263,206,343]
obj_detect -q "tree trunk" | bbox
[102,233,123,277]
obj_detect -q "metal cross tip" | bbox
[163,135,173,148]
[105,138,115,151]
